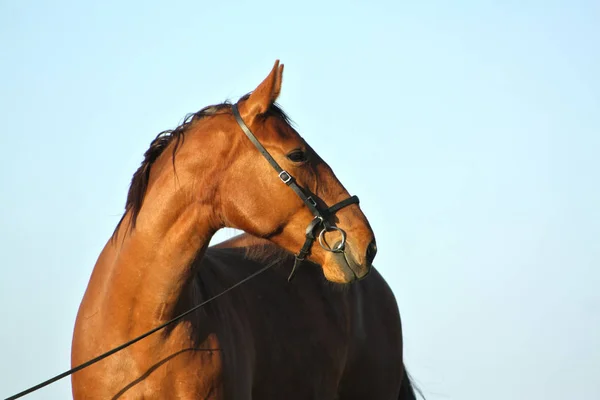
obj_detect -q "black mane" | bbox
[113,94,292,236]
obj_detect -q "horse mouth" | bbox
[324,243,371,284]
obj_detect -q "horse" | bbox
[71,60,418,399]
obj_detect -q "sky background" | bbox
[1,1,599,399]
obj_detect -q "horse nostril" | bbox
[365,240,377,266]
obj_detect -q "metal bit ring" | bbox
[318,226,347,253]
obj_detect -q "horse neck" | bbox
[97,189,217,335]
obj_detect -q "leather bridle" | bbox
[232,103,360,281]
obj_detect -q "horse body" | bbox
[71,61,416,399]
[206,234,405,399]
[73,234,406,399]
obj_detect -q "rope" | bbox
[4,261,277,400]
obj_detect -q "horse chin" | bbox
[322,252,360,284]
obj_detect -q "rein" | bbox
[4,261,277,400]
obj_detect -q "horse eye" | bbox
[287,150,307,163]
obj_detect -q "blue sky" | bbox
[1,1,598,399]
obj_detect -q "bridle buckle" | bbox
[278,170,292,184]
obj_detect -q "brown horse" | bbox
[72,61,418,399]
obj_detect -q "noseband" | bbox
[232,104,360,281]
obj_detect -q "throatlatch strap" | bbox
[288,217,322,282]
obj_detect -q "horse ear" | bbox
[239,60,284,125]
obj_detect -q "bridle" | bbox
[231,103,360,281]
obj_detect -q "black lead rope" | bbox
[231,103,359,281]
[4,262,277,400]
